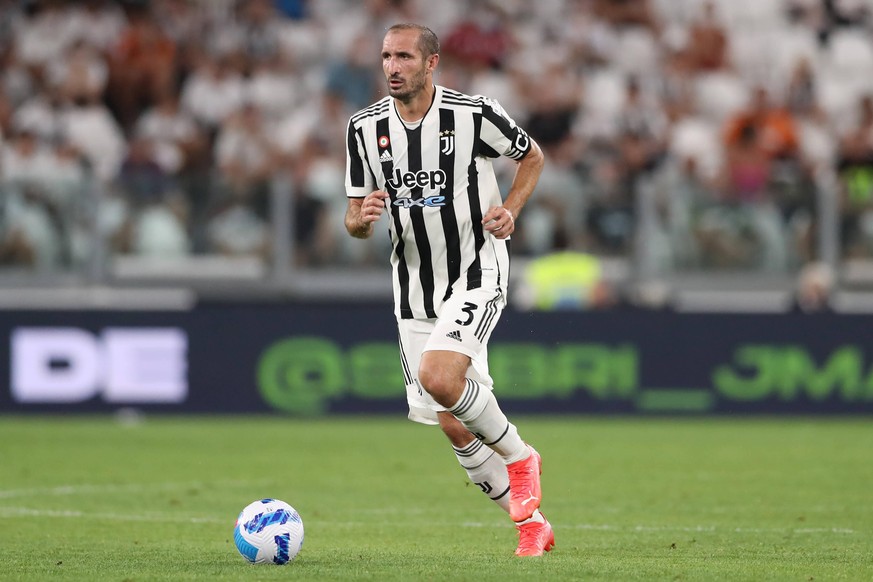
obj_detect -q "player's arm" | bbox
[345,116,387,239]
[483,138,545,239]
[345,191,389,239]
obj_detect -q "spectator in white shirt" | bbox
[59,94,126,182]
[180,53,245,133]
[45,40,108,104]
[213,103,277,217]
[134,91,207,175]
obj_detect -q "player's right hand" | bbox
[361,190,389,223]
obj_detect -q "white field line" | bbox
[0,480,255,500]
[563,523,856,534]
[0,506,856,535]
[0,483,857,535]
[0,506,226,524]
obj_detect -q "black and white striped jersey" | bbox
[345,84,533,320]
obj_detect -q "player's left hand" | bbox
[482,206,515,239]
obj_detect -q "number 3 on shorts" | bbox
[454,302,478,326]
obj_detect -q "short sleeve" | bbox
[345,119,373,198]
[477,96,532,161]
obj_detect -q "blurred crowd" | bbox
[1,0,873,277]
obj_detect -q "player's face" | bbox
[382,29,433,102]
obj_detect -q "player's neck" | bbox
[394,83,436,123]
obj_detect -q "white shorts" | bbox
[397,287,505,425]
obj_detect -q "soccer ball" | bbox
[233,498,304,565]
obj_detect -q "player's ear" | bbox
[427,53,439,74]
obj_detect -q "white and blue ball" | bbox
[233,498,304,565]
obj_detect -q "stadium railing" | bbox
[1,161,872,313]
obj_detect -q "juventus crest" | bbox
[440,130,455,155]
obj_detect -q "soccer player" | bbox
[344,23,552,557]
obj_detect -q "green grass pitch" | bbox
[1,415,871,581]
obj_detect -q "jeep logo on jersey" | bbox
[393,195,446,209]
[386,168,447,191]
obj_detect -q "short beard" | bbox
[389,70,427,103]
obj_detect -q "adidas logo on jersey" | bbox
[446,330,462,342]
[379,150,393,162]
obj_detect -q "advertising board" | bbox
[1,304,871,414]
